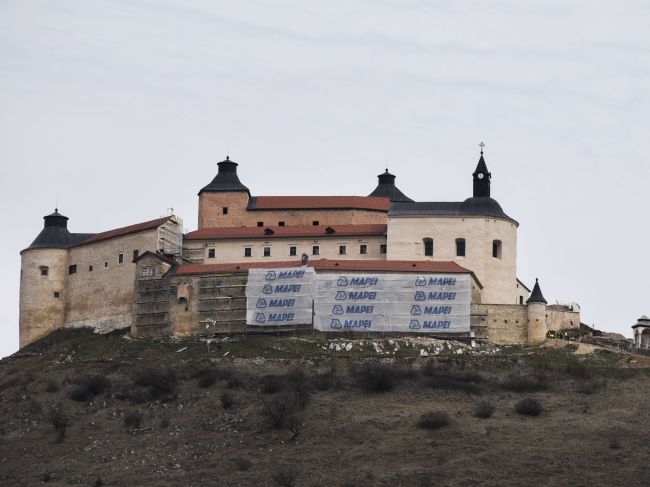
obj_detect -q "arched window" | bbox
[492,239,502,259]
[423,238,433,257]
[455,238,466,257]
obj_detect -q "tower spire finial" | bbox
[479,141,485,155]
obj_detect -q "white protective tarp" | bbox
[245,268,316,326]
[314,273,470,333]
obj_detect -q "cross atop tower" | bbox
[479,141,485,155]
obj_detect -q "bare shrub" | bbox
[515,397,543,416]
[417,411,450,430]
[285,368,311,406]
[194,369,217,388]
[159,417,170,428]
[262,394,300,430]
[474,400,496,419]
[576,380,605,394]
[221,391,235,409]
[565,358,591,380]
[46,406,70,443]
[45,380,60,393]
[353,362,395,393]
[312,371,336,391]
[233,457,252,472]
[68,375,110,402]
[425,374,482,395]
[124,410,143,429]
[133,368,177,402]
[501,374,547,393]
[261,374,285,394]
[273,466,298,487]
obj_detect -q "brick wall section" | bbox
[472,303,528,345]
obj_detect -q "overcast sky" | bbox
[1,0,648,358]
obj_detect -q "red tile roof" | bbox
[172,259,479,284]
[73,217,169,246]
[186,224,387,240]
[249,196,390,212]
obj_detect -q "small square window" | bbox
[53,291,60,299]
[133,250,139,261]
[279,221,285,226]
[244,248,252,257]
[208,248,216,259]
[359,244,367,255]
[222,207,228,215]
[40,267,49,277]
[104,261,108,268]
[339,245,347,255]
[379,244,387,254]
[257,221,264,227]
[263,246,271,257]
[68,264,77,275]
[118,253,124,264]
[289,246,297,256]
[312,245,320,255]
[88,265,93,272]
[141,266,154,278]
[312,221,319,226]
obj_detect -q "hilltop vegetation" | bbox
[1,329,649,486]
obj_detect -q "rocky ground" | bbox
[1,329,649,486]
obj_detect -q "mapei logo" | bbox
[330,319,343,329]
[335,291,347,301]
[332,305,344,315]
[336,277,349,287]
[262,284,273,294]
[410,305,422,315]
[265,271,277,281]
[414,291,426,301]
[409,319,421,330]
[256,298,267,309]
[255,313,266,324]
[415,276,427,287]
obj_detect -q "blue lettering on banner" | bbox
[262,284,273,294]
[335,291,347,301]
[268,299,295,308]
[349,277,378,286]
[409,319,421,329]
[414,291,426,301]
[331,319,343,329]
[337,277,349,287]
[256,298,267,309]
[267,313,294,322]
[410,305,422,315]
[344,319,372,329]
[423,306,452,315]
[345,305,374,314]
[274,284,301,293]
[423,321,451,329]
[427,292,456,300]
[414,276,457,286]
[347,291,377,300]
[255,313,266,324]
[332,305,344,315]
[265,271,277,281]
[415,277,426,286]
[277,270,305,279]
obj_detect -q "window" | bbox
[519,296,524,305]
[493,240,502,259]
[423,238,433,257]
[141,266,154,278]
[257,221,264,227]
[104,261,108,268]
[359,244,367,255]
[222,207,228,215]
[133,250,139,261]
[40,266,49,277]
[208,248,216,259]
[339,245,347,255]
[456,238,466,257]
[379,244,387,254]
[312,245,320,255]
[279,221,285,226]
[118,253,124,264]
[244,247,252,257]
[53,291,60,299]
[312,221,319,226]
[289,246,297,256]
[263,246,271,257]
[88,265,93,272]
[68,264,77,275]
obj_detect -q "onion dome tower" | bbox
[368,169,413,202]
[198,156,251,229]
[199,156,250,195]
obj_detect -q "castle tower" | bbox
[472,147,491,198]
[526,278,548,346]
[198,156,251,228]
[368,169,413,202]
[19,210,71,347]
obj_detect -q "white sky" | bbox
[1,0,648,358]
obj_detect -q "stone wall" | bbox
[471,303,528,345]
[546,307,580,332]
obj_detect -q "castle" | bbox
[19,149,580,347]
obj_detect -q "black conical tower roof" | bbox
[526,278,548,304]
[26,209,73,250]
[369,169,413,202]
[199,156,250,194]
[472,154,489,177]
